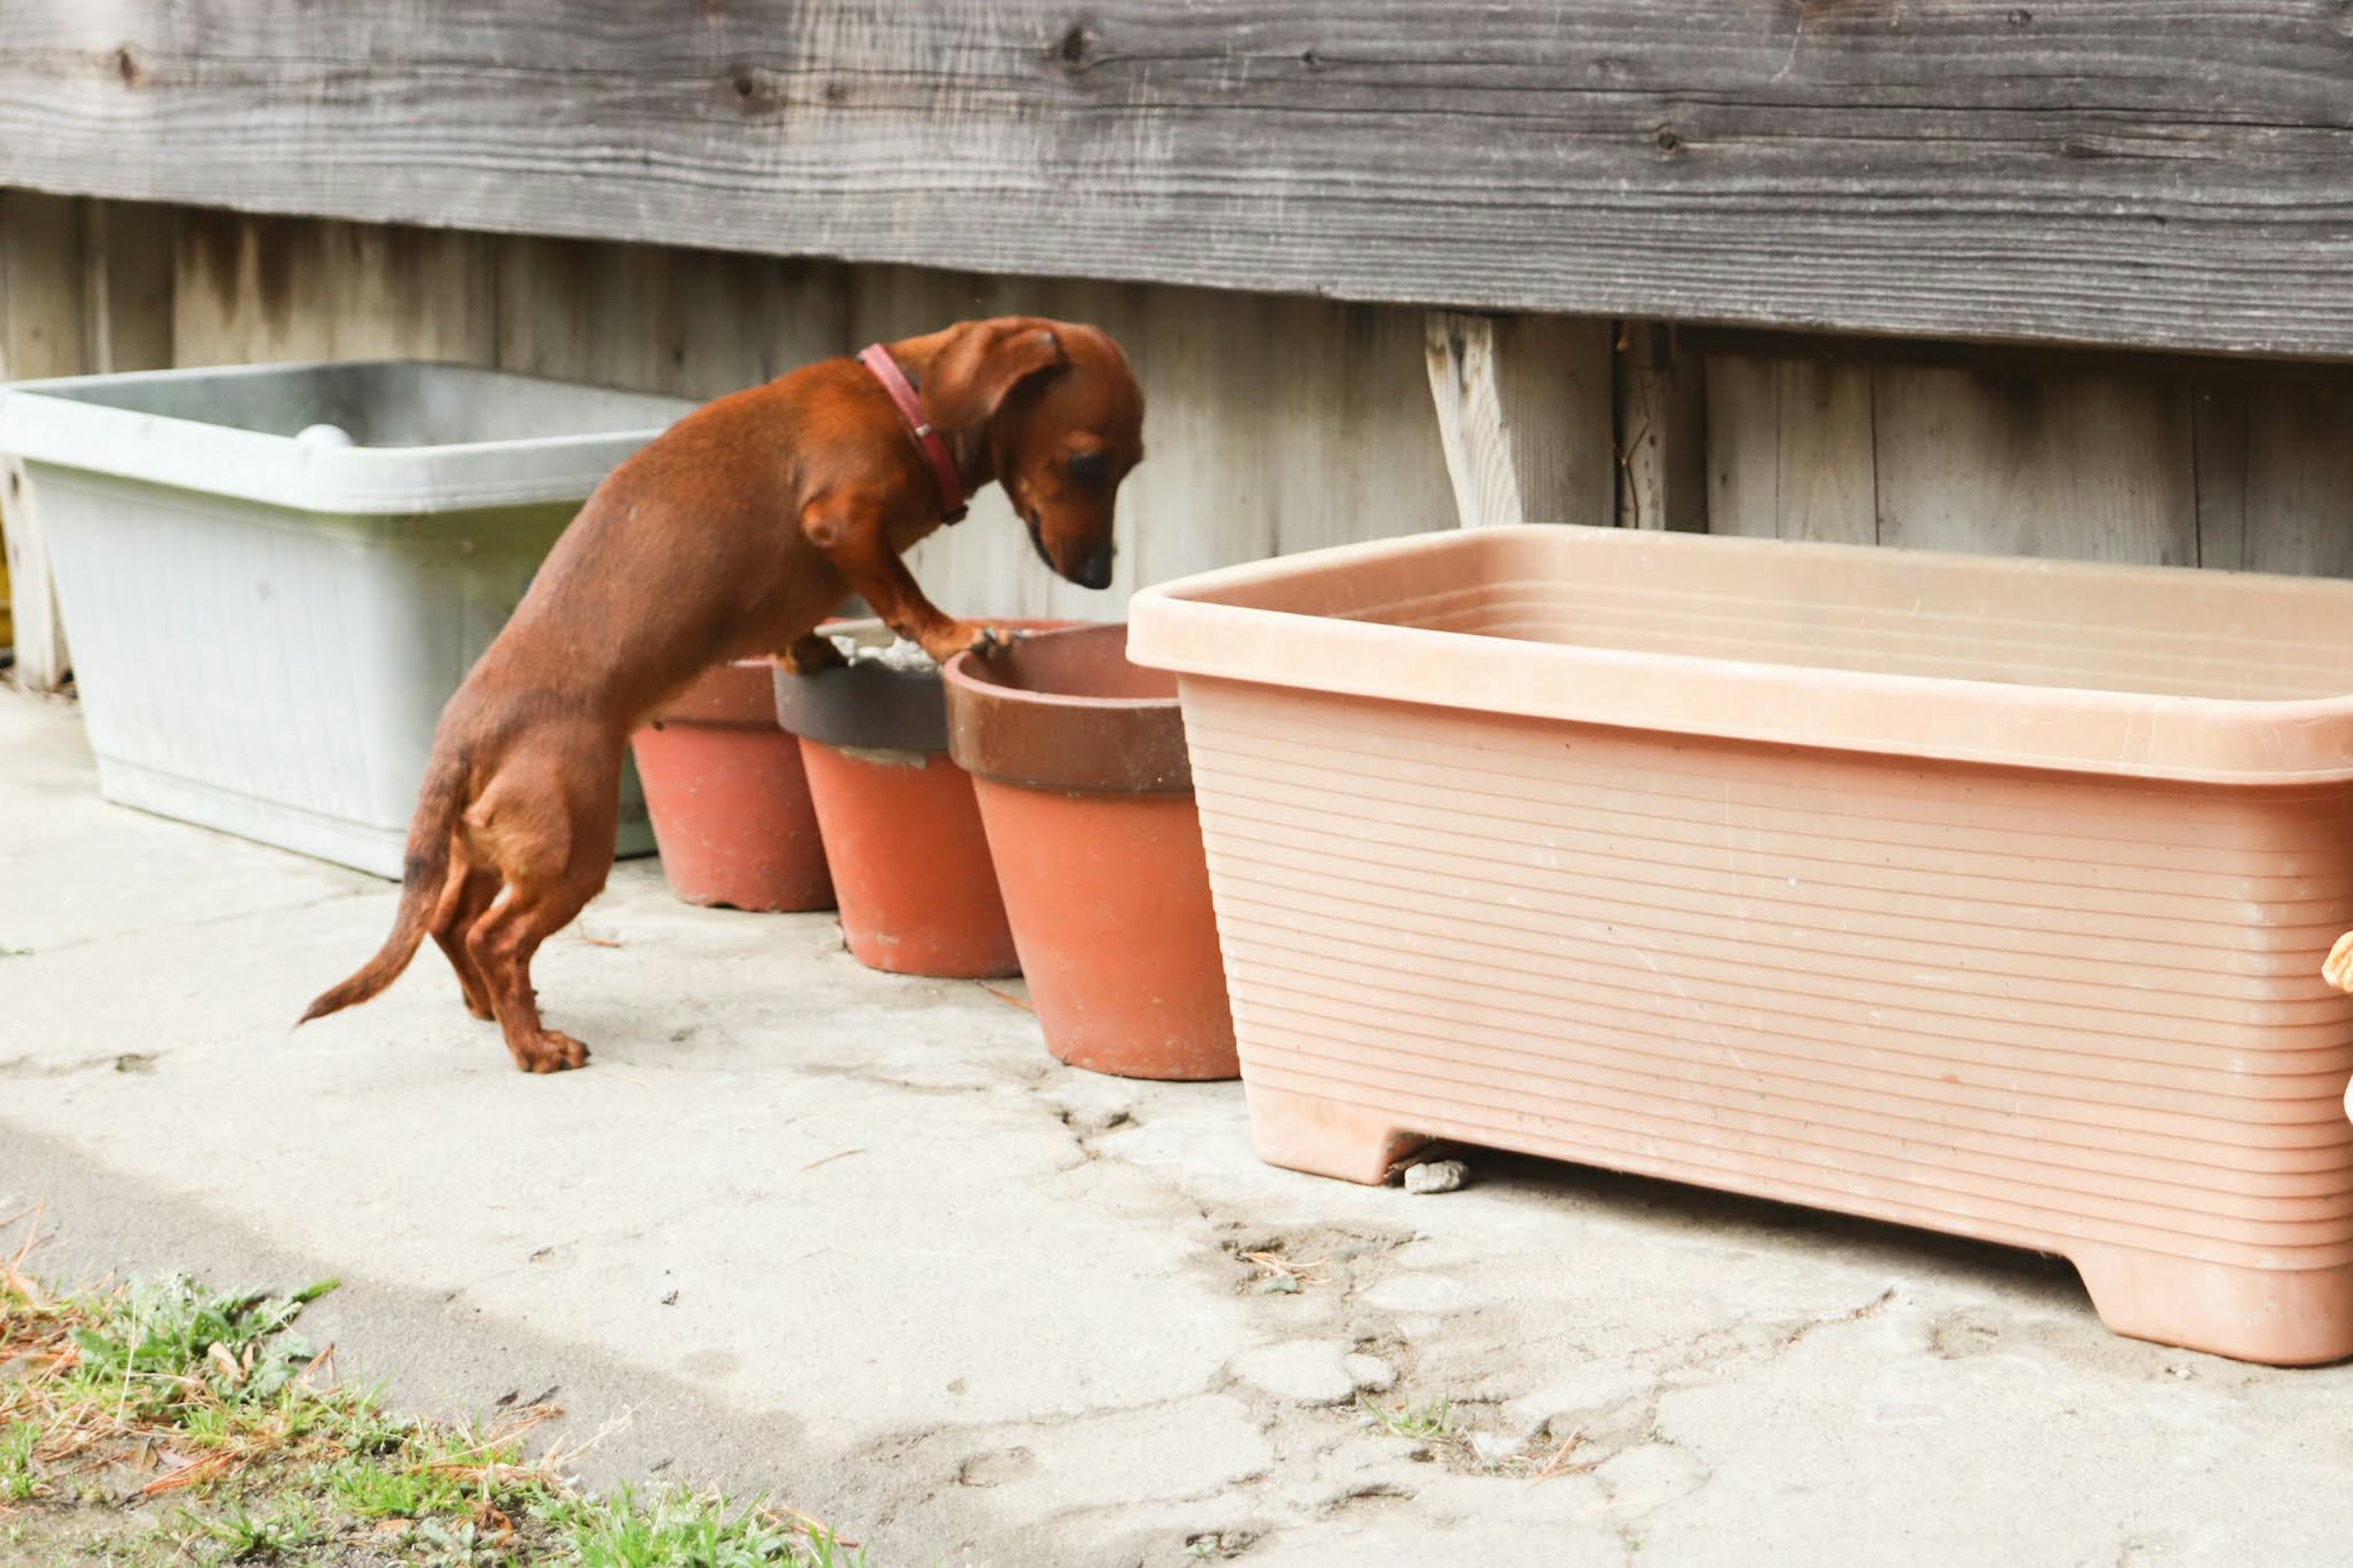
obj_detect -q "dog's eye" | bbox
[1067,450,1109,484]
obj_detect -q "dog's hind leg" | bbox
[462,732,621,1074]
[429,844,502,1021]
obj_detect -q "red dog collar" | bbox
[857,344,968,523]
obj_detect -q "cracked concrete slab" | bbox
[5,684,2353,1567]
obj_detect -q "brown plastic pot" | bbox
[774,619,1070,979]
[629,661,833,912]
[944,624,1238,1080]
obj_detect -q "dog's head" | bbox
[920,317,1144,591]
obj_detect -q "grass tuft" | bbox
[1,1229,865,1566]
[1357,1395,1457,1444]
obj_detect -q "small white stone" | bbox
[294,422,355,447]
[1403,1159,1469,1195]
[1229,1339,1357,1407]
[1469,1430,1525,1467]
[1343,1353,1396,1394]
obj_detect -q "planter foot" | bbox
[2071,1245,2353,1365]
[1245,1083,1429,1185]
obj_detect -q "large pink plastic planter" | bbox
[1127,525,2353,1366]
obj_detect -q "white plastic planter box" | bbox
[0,361,692,876]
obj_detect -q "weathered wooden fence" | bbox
[5,3,2349,357]
[4,4,2352,689]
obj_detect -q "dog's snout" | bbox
[1072,537,1115,590]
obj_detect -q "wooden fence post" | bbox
[1,192,175,689]
[1425,311,1614,529]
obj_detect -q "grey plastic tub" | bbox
[0,361,694,877]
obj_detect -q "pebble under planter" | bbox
[631,661,833,912]
[773,620,1067,979]
[1129,523,2353,1366]
[944,624,1238,1080]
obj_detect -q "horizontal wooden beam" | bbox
[2,3,2350,357]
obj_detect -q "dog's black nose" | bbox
[1071,537,1115,590]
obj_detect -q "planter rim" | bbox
[1127,523,2353,787]
[944,623,1191,794]
[773,616,1082,752]
[0,360,691,515]
[649,659,786,729]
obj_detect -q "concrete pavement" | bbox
[4,684,2351,1566]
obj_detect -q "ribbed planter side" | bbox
[631,660,832,912]
[1131,524,2353,1365]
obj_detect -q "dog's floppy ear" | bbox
[920,319,1067,431]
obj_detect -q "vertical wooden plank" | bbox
[678,251,851,398]
[1770,357,1876,546]
[2192,376,2252,572]
[82,200,175,373]
[1873,365,2197,566]
[2239,372,2353,579]
[1271,295,1457,553]
[0,190,88,379]
[173,210,308,363]
[326,221,496,362]
[1616,322,1707,532]
[496,235,683,391]
[1708,354,1874,545]
[1704,353,1781,539]
[0,189,89,688]
[175,211,494,366]
[498,233,851,400]
[1424,311,1614,528]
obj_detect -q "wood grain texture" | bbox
[1616,324,1708,533]
[1705,341,2353,577]
[1707,354,1877,545]
[4,2,2351,356]
[1,192,172,686]
[1873,365,2197,566]
[82,201,174,374]
[1425,312,1614,529]
[1,190,82,686]
[2238,376,2353,578]
[495,237,849,400]
[2192,377,2251,571]
[172,210,496,365]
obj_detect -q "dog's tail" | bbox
[298,752,467,1026]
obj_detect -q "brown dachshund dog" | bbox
[300,317,1145,1072]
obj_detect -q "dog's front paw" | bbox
[776,634,847,676]
[2325,931,2353,993]
[512,1029,590,1074]
[922,621,1019,663]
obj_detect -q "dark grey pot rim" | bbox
[772,618,1080,753]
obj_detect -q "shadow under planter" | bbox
[944,624,1238,1081]
[631,661,834,913]
[773,620,1068,979]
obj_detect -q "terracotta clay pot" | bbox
[774,619,1071,978]
[629,660,833,912]
[944,624,1238,1080]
